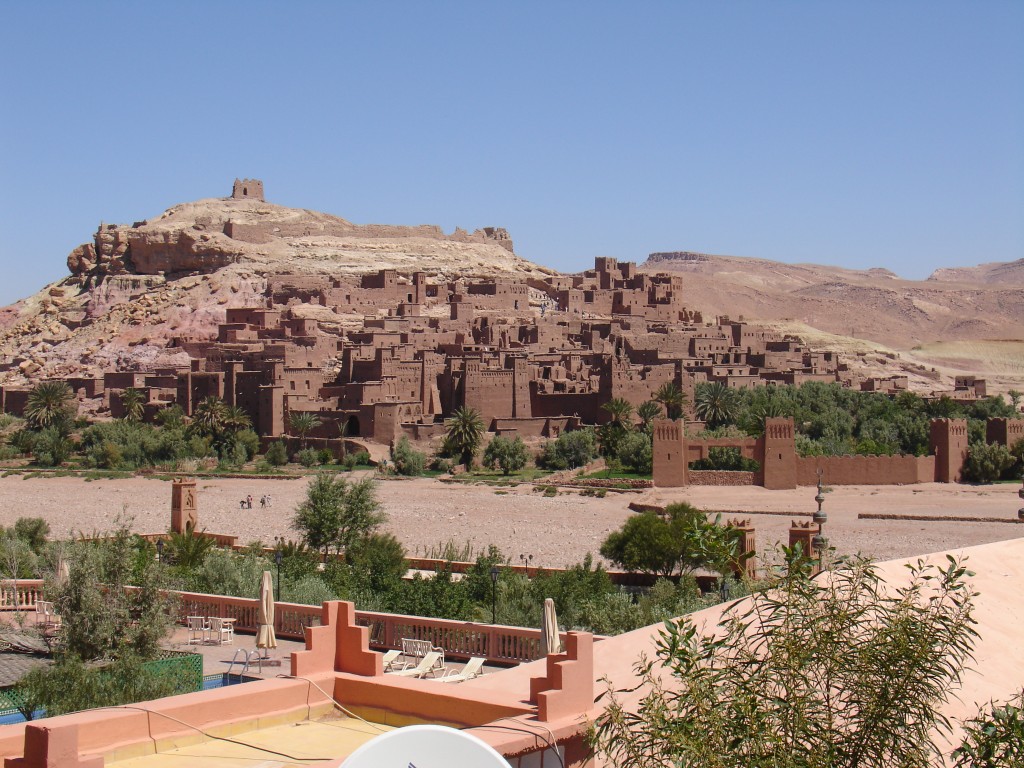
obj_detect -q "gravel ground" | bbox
[0,474,1020,568]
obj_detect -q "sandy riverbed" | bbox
[0,474,1020,568]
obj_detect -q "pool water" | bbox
[202,673,260,690]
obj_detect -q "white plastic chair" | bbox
[208,617,233,645]
[186,616,209,645]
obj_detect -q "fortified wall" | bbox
[652,417,997,489]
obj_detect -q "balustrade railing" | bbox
[6,583,566,665]
[0,580,44,612]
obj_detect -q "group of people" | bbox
[238,494,273,510]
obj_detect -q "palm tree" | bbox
[289,411,322,451]
[695,381,739,429]
[636,400,662,432]
[24,381,75,432]
[164,528,216,568]
[190,396,228,438]
[654,382,687,421]
[119,388,146,423]
[222,405,252,434]
[445,406,485,470]
[601,397,634,427]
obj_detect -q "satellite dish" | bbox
[341,724,512,768]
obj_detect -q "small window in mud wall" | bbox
[514,300,519,310]
[408,293,413,302]
[290,381,296,390]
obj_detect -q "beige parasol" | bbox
[540,597,562,656]
[256,570,277,653]
[56,558,70,587]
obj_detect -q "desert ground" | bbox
[0,473,1020,569]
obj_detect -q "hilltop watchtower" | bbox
[232,178,264,201]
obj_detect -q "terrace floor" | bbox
[108,711,392,767]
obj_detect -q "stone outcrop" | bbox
[66,180,521,281]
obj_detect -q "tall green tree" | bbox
[288,411,322,450]
[654,382,686,421]
[293,474,384,557]
[444,406,485,470]
[189,396,228,438]
[483,435,529,475]
[636,400,663,433]
[593,555,978,768]
[24,381,75,432]
[119,388,146,424]
[600,504,710,577]
[695,381,739,429]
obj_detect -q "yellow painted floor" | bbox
[110,714,393,767]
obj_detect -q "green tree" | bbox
[695,381,739,429]
[592,555,978,768]
[444,406,485,470]
[636,400,662,433]
[289,411,322,451]
[55,520,176,662]
[962,441,1016,484]
[600,504,709,577]
[119,388,146,423]
[1008,390,1023,409]
[293,475,384,557]
[616,431,653,474]
[483,435,529,475]
[391,436,426,476]
[189,396,228,438]
[537,429,598,470]
[264,440,289,466]
[654,381,687,421]
[31,427,73,466]
[164,527,216,569]
[24,381,75,433]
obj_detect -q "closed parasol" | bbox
[256,570,277,654]
[540,597,562,656]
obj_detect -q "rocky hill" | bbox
[0,184,554,384]
[643,251,1024,393]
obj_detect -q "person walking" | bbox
[247,494,253,509]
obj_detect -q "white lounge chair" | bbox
[382,649,404,671]
[436,656,485,683]
[388,651,444,678]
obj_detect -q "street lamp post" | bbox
[812,470,828,572]
[1018,475,1024,521]
[275,548,283,602]
[490,565,499,624]
[156,539,164,566]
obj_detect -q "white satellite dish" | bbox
[342,724,512,768]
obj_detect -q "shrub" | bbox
[317,448,335,465]
[483,435,529,475]
[690,446,760,472]
[962,441,1016,484]
[342,450,371,470]
[391,436,426,476]
[537,429,598,470]
[616,431,653,474]
[264,441,288,466]
[295,448,320,468]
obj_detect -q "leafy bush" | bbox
[689,446,760,472]
[537,429,598,470]
[343,450,371,470]
[264,441,288,466]
[391,436,426,476]
[295,448,320,468]
[483,435,529,475]
[954,690,1024,767]
[430,456,454,473]
[962,441,1016,484]
[317,448,335,466]
[616,431,653,474]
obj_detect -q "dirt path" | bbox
[0,474,1020,568]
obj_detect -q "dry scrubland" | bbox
[0,474,1020,569]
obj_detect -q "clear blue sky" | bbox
[1,2,1022,305]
